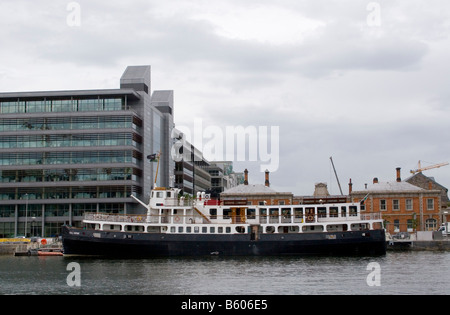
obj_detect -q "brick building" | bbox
[405,171,449,224]
[350,168,442,234]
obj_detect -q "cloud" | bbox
[0,0,449,194]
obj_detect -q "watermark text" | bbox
[66,262,81,287]
[172,119,280,172]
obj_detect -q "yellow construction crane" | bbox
[410,160,449,174]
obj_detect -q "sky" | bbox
[0,0,449,195]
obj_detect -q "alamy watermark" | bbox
[366,262,381,287]
[67,2,81,27]
[172,119,280,173]
[367,2,382,27]
[66,262,81,287]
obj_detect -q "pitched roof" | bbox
[405,172,448,191]
[221,184,277,195]
[363,181,424,192]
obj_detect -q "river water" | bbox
[0,251,449,295]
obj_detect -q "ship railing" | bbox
[84,212,384,225]
[361,213,383,221]
[84,213,149,223]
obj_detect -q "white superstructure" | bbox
[83,187,384,236]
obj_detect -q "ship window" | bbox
[218,227,223,233]
[167,192,171,198]
[281,208,291,223]
[330,207,338,217]
[226,227,231,233]
[341,206,347,217]
[194,226,200,233]
[350,206,358,217]
[318,207,327,218]
[186,227,192,233]
[178,226,183,233]
[351,223,367,231]
[269,208,279,223]
[236,226,245,233]
[210,227,215,233]
[247,208,256,219]
[156,192,163,198]
[302,225,324,233]
[170,226,175,233]
[282,208,291,217]
[223,209,231,219]
[210,208,217,219]
[327,224,346,232]
[259,208,267,224]
[202,227,207,233]
[266,226,275,233]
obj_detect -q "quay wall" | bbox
[0,238,58,255]
[0,244,28,255]
[387,231,450,251]
[411,241,450,251]
[388,240,450,251]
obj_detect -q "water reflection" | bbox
[0,252,449,295]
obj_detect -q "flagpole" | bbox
[154,152,161,186]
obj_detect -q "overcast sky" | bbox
[1,0,449,195]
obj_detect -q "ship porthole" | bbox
[266,226,275,233]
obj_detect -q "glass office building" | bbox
[0,66,174,237]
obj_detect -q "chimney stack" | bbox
[348,178,353,194]
[396,167,402,182]
[373,177,379,184]
[265,170,270,187]
[244,169,249,185]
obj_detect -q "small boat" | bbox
[38,248,63,256]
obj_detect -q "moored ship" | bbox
[62,186,386,257]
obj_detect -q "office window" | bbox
[407,219,414,232]
[380,200,386,211]
[427,199,434,210]
[394,219,400,232]
[393,200,400,211]
[406,199,413,211]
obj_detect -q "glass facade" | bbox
[0,66,174,238]
[0,132,142,149]
[0,97,125,114]
[0,150,141,166]
[0,94,145,237]
[0,167,141,183]
[0,115,142,132]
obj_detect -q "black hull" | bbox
[62,226,387,257]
